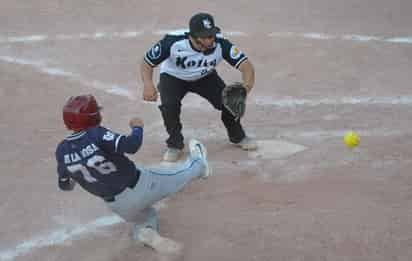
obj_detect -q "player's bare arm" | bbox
[140,59,158,102]
[238,59,255,93]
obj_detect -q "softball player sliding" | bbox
[55,94,210,255]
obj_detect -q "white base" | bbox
[248,139,307,159]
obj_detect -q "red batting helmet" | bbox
[63,95,102,131]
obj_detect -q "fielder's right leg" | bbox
[157,73,189,161]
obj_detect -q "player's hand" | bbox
[129,117,144,128]
[243,83,253,94]
[143,82,158,102]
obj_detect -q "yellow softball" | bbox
[344,131,360,148]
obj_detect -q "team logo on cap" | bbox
[148,43,162,59]
[202,19,212,29]
[230,45,242,59]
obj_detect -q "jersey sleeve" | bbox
[94,127,124,154]
[55,143,68,178]
[94,126,143,155]
[219,38,248,69]
[55,143,76,191]
[144,35,175,67]
[57,163,76,190]
[116,127,143,154]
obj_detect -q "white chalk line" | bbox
[0,29,246,44]
[2,55,412,109]
[146,126,411,141]
[0,194,168,261]
[0,215,123,261]
[1,27,410,260]
[0,56,136,100]
[0,126,409,260]
[180,94,412,109]
[0,31,145,44]
[0,30,411,45]
[282,129,410,139]
[252,95,412,107]
[268,32,412,44]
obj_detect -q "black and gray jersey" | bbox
[144,30,248,81]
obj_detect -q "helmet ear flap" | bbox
[93,111,102,126]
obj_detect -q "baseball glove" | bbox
[222,82,247,120]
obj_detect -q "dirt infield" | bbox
[1,0,412,260]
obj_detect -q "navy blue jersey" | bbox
[55,126,143,199]
[144,30,248,81]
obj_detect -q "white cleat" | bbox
[189,139,211,179]
[233,136,258,151]
[137,227,183,257]
[163,148,183,162]
[132,208,159,242]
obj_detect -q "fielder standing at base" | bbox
[55,94,210,255]
[140,12,257,162]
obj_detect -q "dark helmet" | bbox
[189,12,220,38]
[63,95,102,131]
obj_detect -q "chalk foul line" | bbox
[1,55,412,108]
[0,30,411,45]
[0,56,136,100]
[268,32,412,44]
[0,215,123,261]
[252,95,412,107]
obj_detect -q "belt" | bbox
[103,196,115,202]
[103,169,140,203]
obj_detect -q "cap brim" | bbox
[194,27,220,38]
